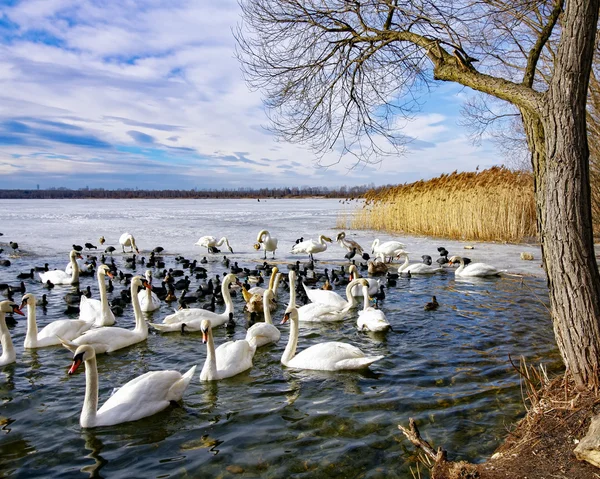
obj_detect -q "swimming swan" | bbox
[357,285,391,332]
[448,255,500,277]
[138,270,161,312]
[195,236,233,253]
[78,265,116,327]
[39,250,82,285]
[291,235,332,261]
[68,344,196,428]
[298,271,362,310]
[281,308,384,371]
[255,230,278,259]
[119,232,139,254]
[21,293,93,348]
[245,290,281,348]
[397,253,442,275]
[150,273,239,332]
[0,301,24,366]
[61,276,151,354]
[348,264,380,296]
[199,319,254,380]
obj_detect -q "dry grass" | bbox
[340,167,537,243]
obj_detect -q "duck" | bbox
[195,236,234,254]
[67,344,196,428]
[78,265,116,327]
[371,239,406,263]
[150,273,240,332]
[291,235,332,262]
[119,233,139,254]
[280,307,384,371]
[0,301,24,366]
[39,250,82,285]
[199,319,255,381]
[17,268,34,280]
[255,230,278,259]
[138,270,162,312]
[245,290,281,348]
[336,231,364,255]
[21,293,94,348]
[424,296,439,311]
[397,253,442,275]
[367,259,388,276]
[243,271,282,313]
[448,256,500,277]
[357,285,391,332]
[60,276,151,355]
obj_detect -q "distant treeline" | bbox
[0,184,373,200]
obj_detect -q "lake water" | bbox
[0,199,559,478]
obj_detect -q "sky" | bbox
[0,0,505,191]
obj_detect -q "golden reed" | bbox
[338,167,538,243]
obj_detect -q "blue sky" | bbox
[0,1,504,190]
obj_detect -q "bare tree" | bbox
[237,0,600,389]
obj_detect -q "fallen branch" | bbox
[398,418,447,464]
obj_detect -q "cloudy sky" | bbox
[0,0,503,191]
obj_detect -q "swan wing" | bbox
[73,327,138,353]
[303,287,347,309]
[459,263,500,277]
[215,340,254,378]
[39,270,71,284]
[289,341,379,371]
[358,309,390,332]
[138,290,161,312]
[38,319,93,343]
[298,303,346,322]
[245,323,281,348]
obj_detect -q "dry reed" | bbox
[340,167,537,243]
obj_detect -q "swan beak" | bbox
[12,305,24,316]
[281,312,290,325]
[68,354,84,375]
[106,271,115,279]
[202,331,208,343]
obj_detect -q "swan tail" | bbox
[336,355,384,370]
[168,365,197,401]
[57,335,78,353]
[149,322,182,333]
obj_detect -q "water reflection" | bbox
[80,430,107,478]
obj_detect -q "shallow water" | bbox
[0,199,560,478]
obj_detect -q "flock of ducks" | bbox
[0,229,501,429]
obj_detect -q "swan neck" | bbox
[271,274,281,299]
[456,258,465,273]
[288,273,297,310]
[24,302,38,347]
[81,355,99,427]
[70,254,80,284]
[399,255,409,271]
[131,282,146,334]
[281,314,298,366]
[99,272,110,321]
[362,289,370,311]
[204,328,217,379]
[0,313,16,364]
[222,276,234,315]
[263,294,273,325]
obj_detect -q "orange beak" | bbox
[202,331,208,343]
[68,358,83,375]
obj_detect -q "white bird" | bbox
[0,301,24,366]
[243,268,282,313]
[297,271,362,310]
[245,290,281,348]
[448,255,500,277]
[357,285,391,332]
[119,232,139,254]
[78,265,116,327]
[199,319,254,381]
[138,270,161,312]
[67,344,196,428]
[39,250,82,285]
[371,239,406,263]
[281,308,384,371]
[397,253,443,275]
[61,276,151,355]
[348,264,381,296]
[291,235,332,262]
[21,293,93,348]
[65,257,94,275]
[195,236,233,254]
[255,229,278,259]
[150,273,239,332]
[336,231,364,254]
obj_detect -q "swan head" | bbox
[200,319,212,343]
[68,345,96,375]
[20,293,35,310]
[70,250,83,260]
[322,236,332,243]
[447,255,462,265]
[98,264,114,279]
[336,232,346,242]
[281,307,298,325]
[0,300,24,316]
[132,275,151,290]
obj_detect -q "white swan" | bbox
[65,257,94,275]
[348,264,380,296]
[39,250,82,285]
[245,290,281,348]
[78,265,116,327]
[61,276,151,354]
[0,301,23,366]
[195,236,233,253]
[199,319,254,380]
[297,271,361,310]
[291,235,332,261]
[448,255,500,277]
[68,344,196,428]
[255,230,278,259]
[281,308,384,371]
[119,232,139,253]
[371,239,406,263]
[397,253,442,275]
[336,232,364,254]
[150,273,239,332]
[138,270,161,312]
[357,285,391,332]
[21,293,93,348]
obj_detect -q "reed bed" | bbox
[341,167,538,243]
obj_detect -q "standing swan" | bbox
[61,276,151,355]
[150,273,240,332]
[21,293,93,348]
[448,255,500,277]
[291,235,332,262]
[68,344,196,428]
[119,233,139,254]
[281,308,384,371]
[371,239,406,263]
[39,250,82,285]
[0,301,24,366]
[138,270,161,312]
[79,265,116,327]
[195,236,233,254]
[245,290,281,348]
[199,319,254,380]
[255,230,278,259]
[336,232,364,254]
[357,285,391,332]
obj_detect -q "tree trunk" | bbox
[528,0,600,389]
